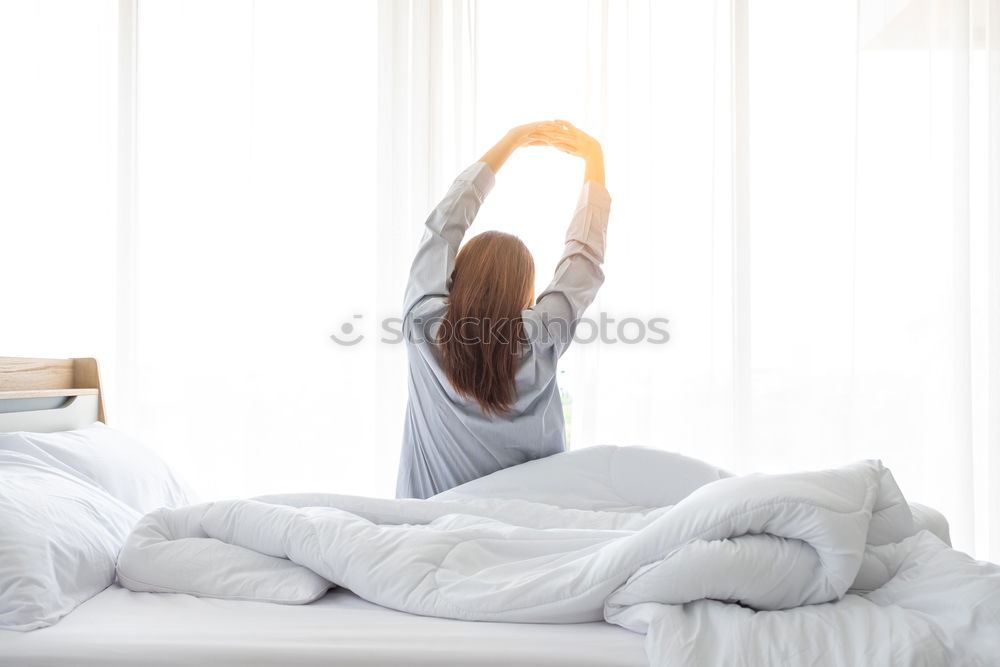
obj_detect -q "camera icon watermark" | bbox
[329,314,366,346]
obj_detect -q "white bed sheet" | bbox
[0,585,648,667]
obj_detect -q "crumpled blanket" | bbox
[117,446,1000,666]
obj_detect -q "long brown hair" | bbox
[437,231,535,416]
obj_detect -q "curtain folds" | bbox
[853,0,998,559]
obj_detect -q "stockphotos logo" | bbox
[330,313,670,346]
[329,314,365,346]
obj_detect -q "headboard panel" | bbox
[0,357,106,432]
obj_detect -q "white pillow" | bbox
[0,451,141,631]
[433,445,732,510]
[0,422,195,514]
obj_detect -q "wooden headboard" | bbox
[0,357,106,432]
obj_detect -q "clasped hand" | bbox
[479,119,605,185]
[508,120,602,160]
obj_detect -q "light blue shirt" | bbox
[396,161,612,499]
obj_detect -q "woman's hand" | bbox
[524,120,600,156]
[507,121,569,148]
[525,120,605,186]
[480,121,568,173]
[479,120,605,185]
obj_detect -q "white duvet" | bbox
[117,447,1000,666]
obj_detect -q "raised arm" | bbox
[402,122,571,322]
[524,122,610,356]
[401,161,494,323]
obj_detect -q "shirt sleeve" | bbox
[402,161,496,321]
[524,180,612,357]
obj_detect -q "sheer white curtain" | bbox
[2,0,998,560]
[127,0,379,498]
[0,0,119,369]
[853,0,1000,560]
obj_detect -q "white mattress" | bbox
[0,585,648,667]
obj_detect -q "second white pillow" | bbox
[0,422,195,514]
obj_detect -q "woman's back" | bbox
[398,296,567,499]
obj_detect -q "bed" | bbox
[0,356,647,666]
[2,356,997,666]
[2,586,646,667]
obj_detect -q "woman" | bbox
[396,120,611,499]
